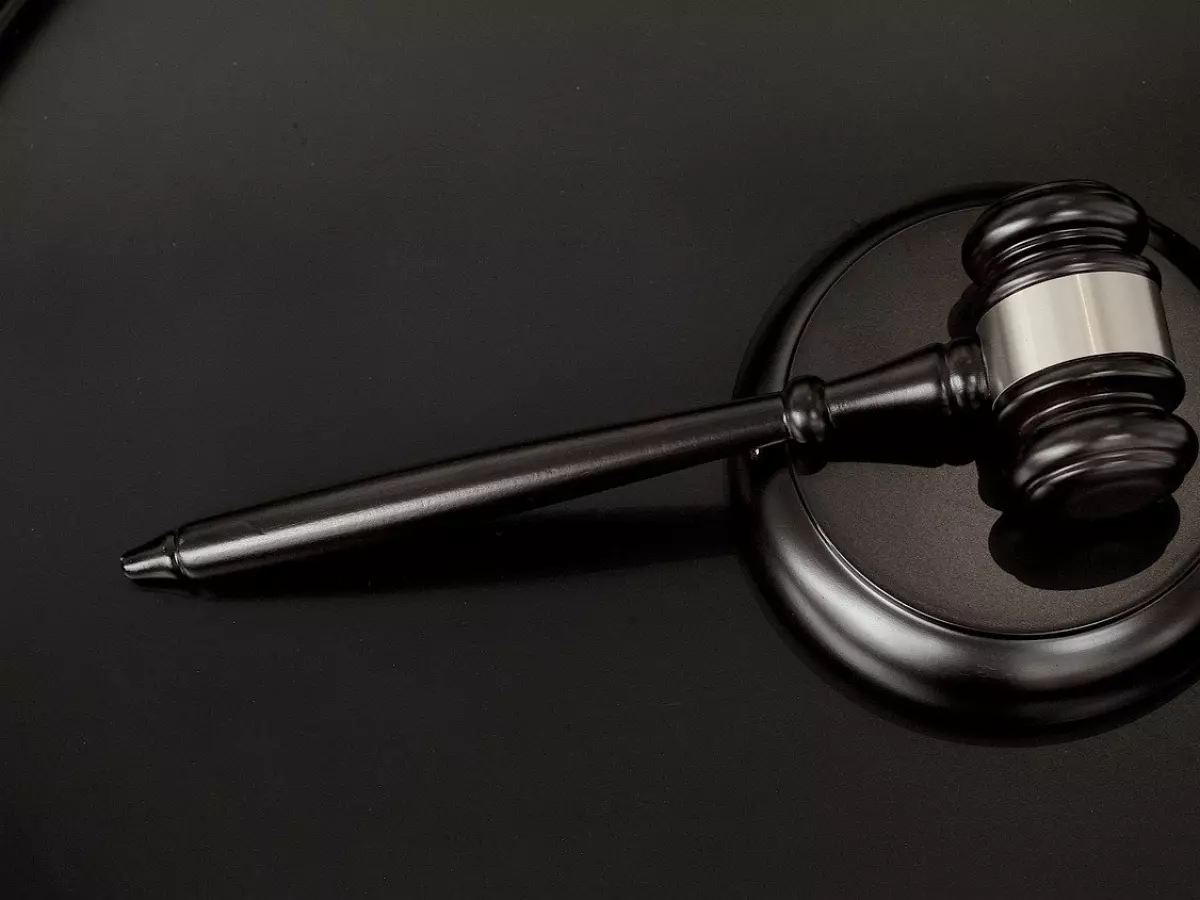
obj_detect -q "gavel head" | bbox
[961,181,1197,519]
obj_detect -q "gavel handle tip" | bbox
[121,533,182,582]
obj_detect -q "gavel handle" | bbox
[121,339,989,582]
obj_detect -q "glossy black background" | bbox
[4,1,1200,897]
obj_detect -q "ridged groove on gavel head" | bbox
[959,180,1160,330]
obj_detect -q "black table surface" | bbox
[5,1,1200,897]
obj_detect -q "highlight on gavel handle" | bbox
[120,339,990,582]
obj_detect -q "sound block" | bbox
[732,185,1200,730]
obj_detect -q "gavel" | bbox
[122,181,1197,583]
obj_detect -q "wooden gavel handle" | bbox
[121,339,989,582]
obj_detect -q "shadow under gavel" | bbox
[194,506,738,599]
[988,499,1181,591]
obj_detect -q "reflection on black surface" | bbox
[201,507,736,599]
[988,499,1180,590]
[945,281,984,340]
[0,0,61,85]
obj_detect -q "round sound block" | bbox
[732,185,1200,728]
